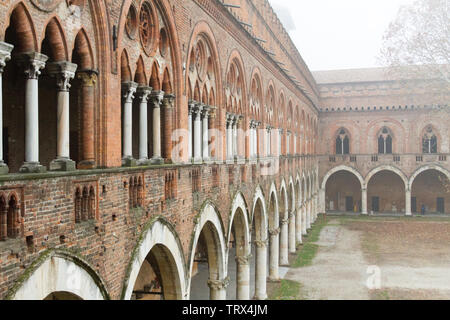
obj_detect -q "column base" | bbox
[192,157,203,165]
[78,160,96,169]
[50,158,76,171]
[150,157,164,165]
[122,157,137,167]
[0,162,9,175]
[137,158,151,166]
[253,293,268,300]
[267,277,280,283]
[19,162,47,173]
[226,159,235,164]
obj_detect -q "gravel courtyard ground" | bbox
[277,215,450,300]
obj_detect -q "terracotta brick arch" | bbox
[321,165,364,190]
[149,61,160,90]
[364,165,408,190]
[249,67,263,121]
[4,1,38,52]
[366,118,406,154]
[134,55,147,85]
[225,50,247,115]
[72,28,95,70]
[408,164,450,190]
[40,16,68,62]
[120,49,132,82]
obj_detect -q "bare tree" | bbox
[378,0,450,91]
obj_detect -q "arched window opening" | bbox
[75,188,82,223]
[378,127,393,154]
[0,196,7,240]
[422,126,438,154]
[7,195,20,238]
[335,128,350,155]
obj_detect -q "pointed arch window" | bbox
[335,128,350,155]
[422,126,437,154]
[378,127,393,154]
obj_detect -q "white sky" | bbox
[268,0,416,71]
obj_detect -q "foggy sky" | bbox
[268,0,416,71]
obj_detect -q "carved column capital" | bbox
[17,52,48,79]
[77,69,98,87]
[136,86,152,103]
[280,218,289,225]
[162,93,175,108]
[150,90,164,108]
[0,42,14,73]
[47,61,78,91]
[269,227,280,236]
[254,239,268,248]
[121,81,138,103]
[235,254,252,265]
[207,277,230,290]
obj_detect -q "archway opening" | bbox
[411,169,450,214]
[367,170,405,214]
[43,291,82,300]
[251,198,266,299]
[189,221,224,300]
[227,207,249,300]
[325,171,362,213]
[131,243,181,300]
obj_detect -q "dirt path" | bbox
[284,217,450,300]
[284,219,371,299]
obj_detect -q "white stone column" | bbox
[48,61,77,171]
[236,254,251,300]
[302,204,307,235]
[405,189,412,216]
[306,202,311,229]
[268,228,280,281]
[279,218,289,265]
[121,81,138,166]
[319,188,326,214]
[208,277,229,300]
[254,240,267,300]
[362,188,368,215]
[193,104,203,163]
[150,91,164,164]
[17,52,48,173]
[0,42,13,174]
[137,86,152,165]
[278,129,283,156]
[288,211,296,253]
[188,101,195,161]
[202,105,210,161]
[296,205,303,244]
[232,116,238,159]
[226,114,233,160]
[249,121,254,159]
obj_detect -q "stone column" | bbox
[226,114,233,161]
[202,105,210,161]
[232,116,238,159]
[136,86,152,165]
[188,101,195,161]
[302,204,307,235]
[17,52,48,173]
[278,129,283,156]
[150,91,164,164]
[236,254,251,300]
[76,70,98,169]
[362,188,368,215]
[279,218,289,265]
[192,104,203,163]
[48,61,77,171]
[405,189,412,216]
[162,94,175,162]
[268,227,280,281]
[249,121,254,159]
[307,202,311,229]
[254,240,267,300]
[288,211,296,253]
[121,81,138,166]
[319,188,326,214]
[296,205,303,244]
[207,277,229,300]
[0,42,13,174]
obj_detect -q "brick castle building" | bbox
[0,0,448,300]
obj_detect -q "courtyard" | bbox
[270,215,450,300]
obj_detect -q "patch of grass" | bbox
[370,289,390,300]
[269,280,306,300]
[292,214,329,268]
